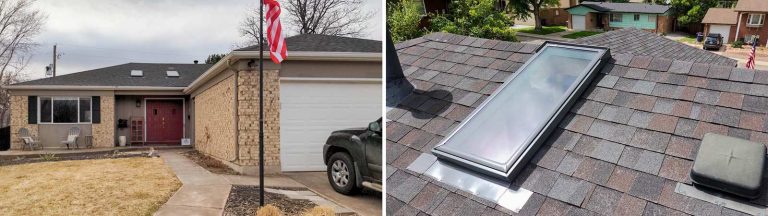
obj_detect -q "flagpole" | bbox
[258,0,265,207]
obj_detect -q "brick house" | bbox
[703,0,768,45]
[702,8,739,43]
[387,29,765,215]
[6,34,382,175]
[565,2,673,34]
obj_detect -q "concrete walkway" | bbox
[153,150,353,216]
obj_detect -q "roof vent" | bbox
[166,71,179,77]
[130,70,143,77]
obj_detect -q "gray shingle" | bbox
[729,67,755,82]
[236,34,381,52]
[591,139,625,163]
[548,175,596,206]
[628,172,665,202]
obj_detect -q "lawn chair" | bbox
[61,127,80,149]
[18,128,41,151]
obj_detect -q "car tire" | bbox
[327,152,360,195]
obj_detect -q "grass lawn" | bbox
[517,26,567,35]
[677,35,698,44]
[562,31,603,39]
[0,157,181,215]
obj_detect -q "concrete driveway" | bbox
[285,172,382,216]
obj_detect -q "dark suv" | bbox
[323,118,382,195]
[703,33,723,50]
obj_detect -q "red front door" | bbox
[146,100,184,144]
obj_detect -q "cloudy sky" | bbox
[23,0,382,80]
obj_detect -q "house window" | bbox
[648,15,657,22]
[610,13,623,22]
[634,14,640,21]
[39,96,92,123]
[432,43,609,178]
[748,14,765,26]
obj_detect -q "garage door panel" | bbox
[710,25,731,43]
[572,15,585,31]
[280,80,382,172]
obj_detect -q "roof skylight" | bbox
[166,71,179,77]
[130,70,143,77]
[432,42,609,180]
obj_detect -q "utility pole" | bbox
[52,44,57,77]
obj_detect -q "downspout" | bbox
[736,12,743,43]
[229,58,241,163]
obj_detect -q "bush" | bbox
[429,0,517,41]
[732,40,744,48]
[387,0,427,43]
[256,205,282,216]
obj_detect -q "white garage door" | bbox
[572,15,586,31]
[280,79,382,171]
[710,25,731,43]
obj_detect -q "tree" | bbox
[670,0,716,26]
[239,0,373,46]
[387,0,426,43]
[431,0,517,41]
[507,0,560,31]
[0,0,45,127]
[205,54,225,64]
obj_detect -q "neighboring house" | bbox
[514,0,577,27]
[6,34,382,175]
[734,0,768,45]
[388,29,767,215]
[702,8,739,43]
[566,2,673,34]
[574,28,738,66]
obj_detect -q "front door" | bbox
[146,99,184,144]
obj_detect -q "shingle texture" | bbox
[13,63,211,87]
[236,34,381,52]
[574,28,738,67]
[387,32,768,215]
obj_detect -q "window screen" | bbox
[433,43,608,178]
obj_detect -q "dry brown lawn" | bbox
[0,157,181,216]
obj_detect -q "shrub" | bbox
[387,0,427,43]
[429,0,517,41]
[256,205,282,216]
[732,40,744,48]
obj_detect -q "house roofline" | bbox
[4,85,186,91]
[182,51,382,94]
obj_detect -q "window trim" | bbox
[610,13,623,22]
[431,42,610,180]
[38,96,93,124]
[748,13,765,26]
[634,14,640,21]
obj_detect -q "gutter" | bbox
[4,85,186,91]
[183,51,381,94]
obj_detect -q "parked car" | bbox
[323,118,382,195]
[703,33,723,50]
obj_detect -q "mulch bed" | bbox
[179,150,239,175]
[223,185,317,216]
[0,150,149,166]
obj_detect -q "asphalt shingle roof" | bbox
[12,63,212,87]
[574,28,738,67]
[235,34,382,53]
[702,8,739,25]
[387,31,768,215]
[577,2,671,14]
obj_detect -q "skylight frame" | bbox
[432,41,610,180]
[166,70,180,77]
[130,70,143,77]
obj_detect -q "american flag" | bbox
[747,38,757,69]
[265,0,287,64]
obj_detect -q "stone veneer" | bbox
[10,95,37,150]
[91,95,115,147]
[194,75,237,162]
[236,69,281,174]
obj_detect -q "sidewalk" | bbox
[153,150,353,216]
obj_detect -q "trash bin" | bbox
[119,136,126,147]
[696,32,704,43]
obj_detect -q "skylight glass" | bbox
[433,42,609,179]
[130,70,143,77]
[166,71,179,77]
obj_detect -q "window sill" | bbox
[746,24,764,27]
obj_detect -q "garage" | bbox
[572,15,586,31]
[279,79,382,171]
[709,24,732,43]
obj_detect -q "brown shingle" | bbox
[702,8,738,24]
[735,0,768,12]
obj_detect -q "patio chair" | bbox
[18,128,41,151]
[61,127,80,150]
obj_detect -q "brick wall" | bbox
[736,12,768,45]
[91,95,114,147]
[236,69,281,174]
[10,96,37,150]
[194,75,238,162]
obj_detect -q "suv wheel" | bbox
[327,152,360,195]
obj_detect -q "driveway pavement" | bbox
[285,172,382,216]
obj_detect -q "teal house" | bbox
[566,2,673,33]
